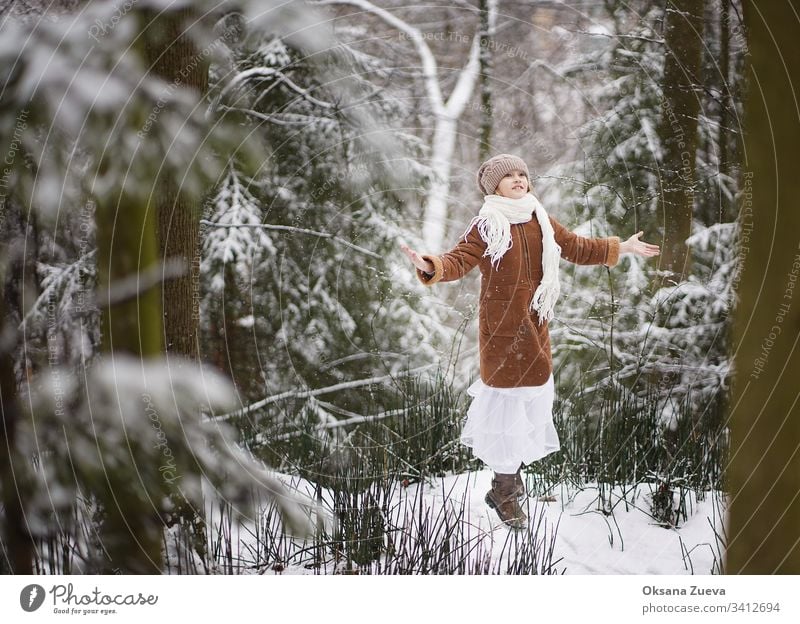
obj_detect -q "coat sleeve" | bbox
[415,222,487,286]
[549,215,621,268]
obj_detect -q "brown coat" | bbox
[416,216,621,388]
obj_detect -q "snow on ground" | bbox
[203,469,726,575]
[393,470,725,575]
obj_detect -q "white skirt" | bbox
[460,373,560,474]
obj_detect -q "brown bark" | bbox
[141,7,211,567]
[655,0,705,286]
[727,0,800,574]
[719,0,730,181]
[143,8,208,360]
[477,0,493,162]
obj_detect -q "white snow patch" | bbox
[210,469,726,575]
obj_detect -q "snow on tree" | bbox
[22,354,317,572]
[201,166,276,295]
[312,0,494,251]
[536,1,743,420]
[0,0,350,573]
[199,29,452,454]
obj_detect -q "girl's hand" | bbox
[621,231,660,258]
[400,243,435,273]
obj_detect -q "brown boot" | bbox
[485,472,527,529]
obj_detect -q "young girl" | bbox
[400,154,660,529]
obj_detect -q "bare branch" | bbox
[217,66,335,111]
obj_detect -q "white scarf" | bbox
[462,192,561,325]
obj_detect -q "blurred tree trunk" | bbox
[141,7,211,569]
[95,180,164,573]
[0,215,39,572]
[0,294,33,573]
[727,0,800,574]
[95,14,173,568]
[655,0,704,287]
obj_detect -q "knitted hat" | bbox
[476,153,531,196]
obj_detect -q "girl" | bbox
[400,153,660,529]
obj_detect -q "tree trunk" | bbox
[655,0,704,286]
[477,0,493,162]
[649,0,705,416]
[718,0,730,182]
[424,115,458,250]
[143,8,207,359]
[727,0,800,574]
[95,184,164,573]
[0,293,33,574]
[95,18,171,566]
[141,7,211,568]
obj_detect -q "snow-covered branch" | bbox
[218,66,335,111]
[217,104,336,127]
[18,250,97,332]
[261,403,408,443]
[313,0,494,250]
[210,363,436,422]
[568,29,665,45]
[199,220,380,259]
[443,30,481,119]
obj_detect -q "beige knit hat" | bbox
[476,153,531,196]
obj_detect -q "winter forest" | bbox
[1,0,798,577]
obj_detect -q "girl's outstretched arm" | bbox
[400,223,487,285]
[550,216,660,266]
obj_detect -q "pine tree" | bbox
[200,30,448,457]
[547,0,742,422]
[0,0,337,574]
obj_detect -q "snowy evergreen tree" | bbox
[540,1,744,421]
[0,0,348,573]
[199,30,451,458]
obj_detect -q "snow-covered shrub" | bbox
[18,354,317,571]
[199,31,449,440]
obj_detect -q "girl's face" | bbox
[495,169,530,199]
